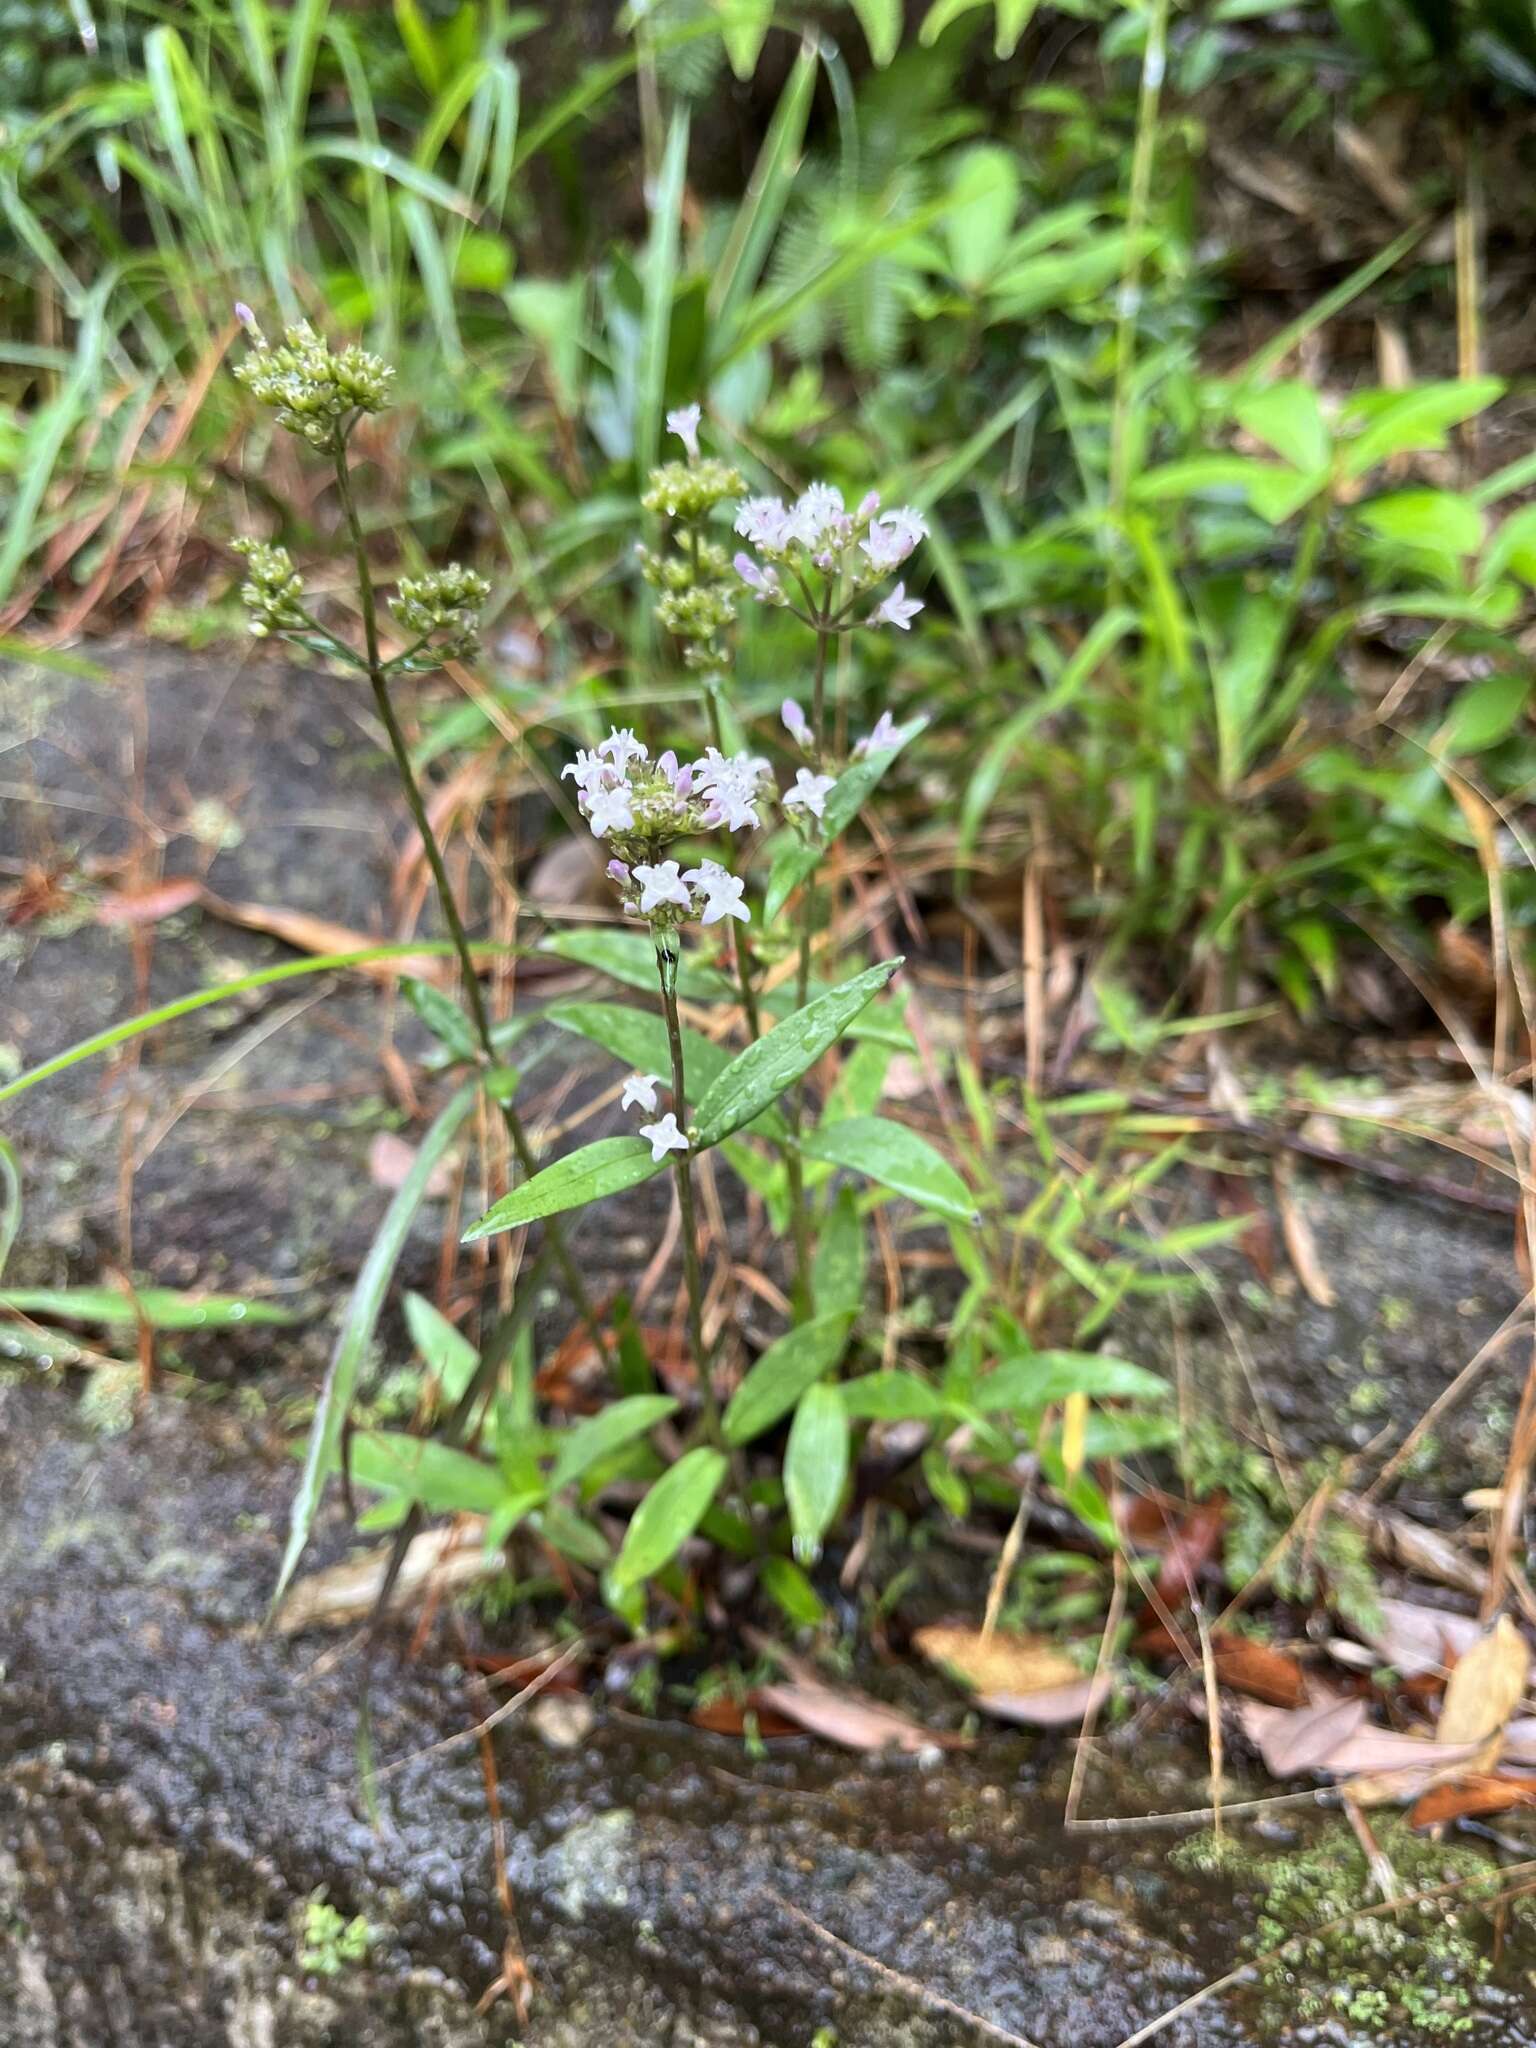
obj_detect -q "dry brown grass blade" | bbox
[197,888,451,983]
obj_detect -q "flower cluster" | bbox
[389,565,491,668]
[733,486,927,630]
[232,317,395,449]
[619,1073,689,1163]
[637,406,745,673]
[232,538,308,638]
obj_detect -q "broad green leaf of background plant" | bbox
[840,1370,946,1420]
[784,1381,849,1564]
[722,1310,856,1445]
[1339,378,1504,479]
[609,1445,726,1592]
[1232,380,1330,474]
[811,1186,867,1317]
[402,976,479,1065]
[1357,489,1485,556]
[1438,671,1531,755]
[464,1136,665,1240]
[546,998,730,1098]
[944,144,1021,290]
[539,928,731,1001]
[803,1116,977,1223]
[691,960,903,1147]
[347,1429,506,1515]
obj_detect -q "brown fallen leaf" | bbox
[274,1519,492,1632]
[912,1622,1082,1698]
[1408,1772,1536,1828]
[975,1676,1111,1728]
[1153,1495,1229,1606]
[1273,1155,1336,1307]
[1358,1594,1488,1678]
[1340,1495,1489,1597]
[1436,1614,1531,1750]
[96,876,202,926]
[1212,1633,1309,1709]
[753,1680,959,1754]
[688,1693,801,1738]
[1245,1696,1369,1779]
[200,889,449,984]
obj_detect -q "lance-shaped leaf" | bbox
[691,959,903,1149]
[785,1381,850,1565]
[765,718,926,922]
[539,928,731,1001]
[803,1115,977,1223]
[548,1393,680,1493]
[722,1311,856,1446]
[463,1136,665,1241]
[546,999,727,1096]
[609,1445,727,1592]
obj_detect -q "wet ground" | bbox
[3,643,1535,2043]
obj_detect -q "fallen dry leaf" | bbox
[689,1693,800,1738]
[1358,1594,1488,1678]
[1436,1614,1531,1749]
[1212,1633,1309,1709]
[1503,1717,1536,1766]
[975,1676,1110,1728]
[274,1519,492,1633]
[753,1680,958,1754]
[1274,1155,1336,1307]
[1153,1495,1229,1605]
[1246,1697,1369,1779]
[1408,1772,1536,1828]
[913,1622,1082,1698]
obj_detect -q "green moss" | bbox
[1172,1817,1530,2038]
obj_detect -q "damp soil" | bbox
[4,643,1536,2044]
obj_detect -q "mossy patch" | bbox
[1172,1816,1534,2038]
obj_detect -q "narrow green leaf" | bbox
[850,0,902,62]
[401,976,479,1064]
[0,1139,18,1285]
[804,1116,976,1223]
[840,1370,945,1420]
[347,1430,505,1514]
[273,1082,478,1611]
[610,1446,726,1591]
[811,1186,867,1317]
[539,928,730,1001]
[549,1394,680,1492]
[722,1311,855,1446]
[974,1351,1169,1413]
[691,960,903,1148]
[463,1136,666,1241]
[760,1554,828,1629]
[403,1291,478,1403]
[785,1382,849,1564]
[0,1285,295,1330]
[546,998,727,1096]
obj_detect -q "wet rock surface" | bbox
[4,644,1536,2043]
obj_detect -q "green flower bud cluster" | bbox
[233,321,395,449]
[639,457,743,522]
[389,564,491,667]
[232,538,307,638]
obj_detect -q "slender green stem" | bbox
[781,617,836,1311]
[655,939,723,1445]
[1106,0,1170,529]
[702,679,762,1039]
[329,429,609,1359]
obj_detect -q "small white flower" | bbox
[694,748,764,833]
[734,497,789,550]
[586,783,635,837]
[683,859,750,926]
[666,402,702,462]
[639,1112,689,1162]
[781,698,811,748]
[733,551,781,601]
[783,768,836,820]
[598,726,648,770]
[621,1073,662,1114]
[868,582,922,631]
[786,481,846,550]
[633,860,691,914]
[862,508,927,572]
[855,710,902,758]
[561,747,609,794]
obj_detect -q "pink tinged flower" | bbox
[561,747,608,792]
[621,1072,662,1114]
[855,710,902,759]
[868,582,922,631]
[598,726,648,771]
[233,301,262,340]
[733,551,781,601]
[639,1112,689,1162]
[684,860,750,926]
[734,497,789,550]
[586,784,636,837]
[788,481,845,549]
[783,768,836,820]
[862,508,928,572]
[633,860,691,914]
[673,763,695,800]
[607,859,631,884]
[656,749,678,780]
[781,698,811,747]
[665,403,701,462]
[858,490,881,519]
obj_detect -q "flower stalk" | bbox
[653,938,723,1446]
